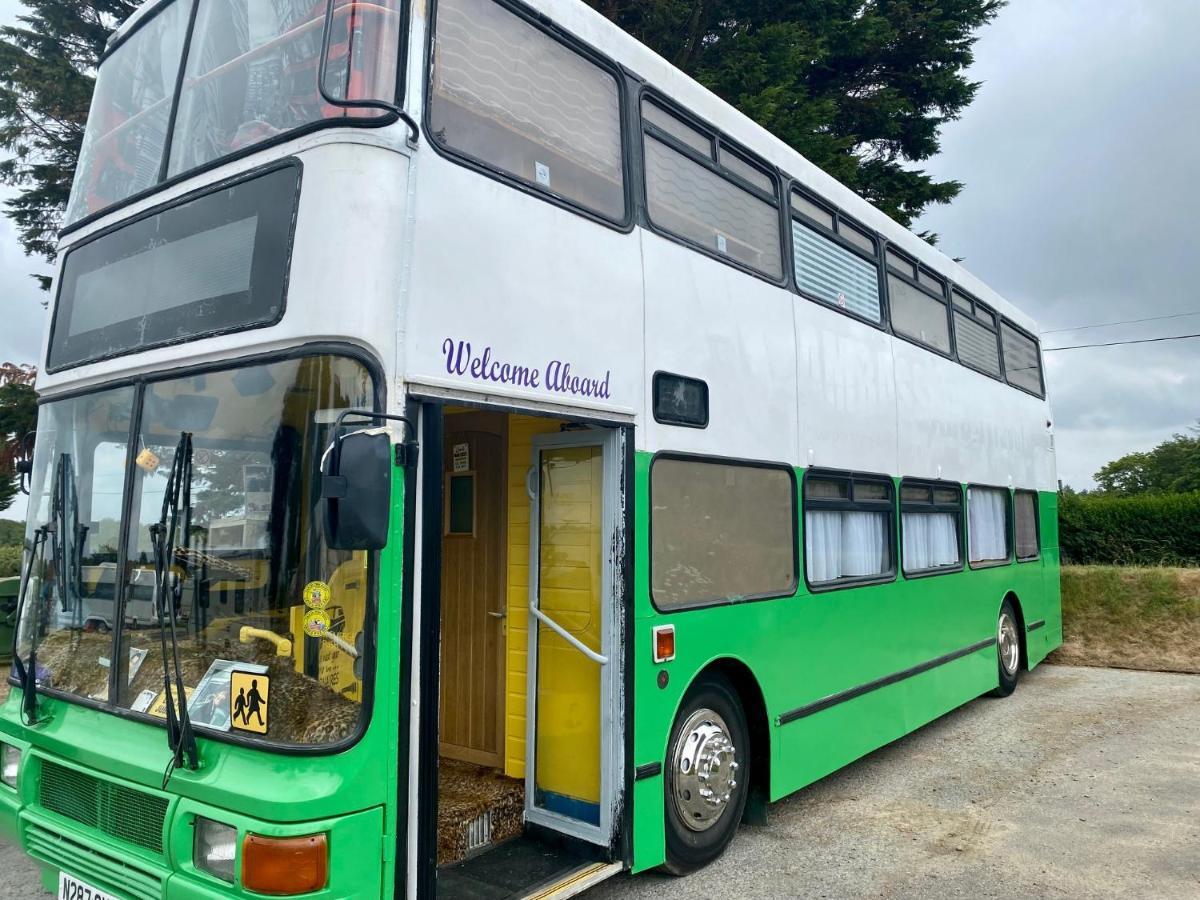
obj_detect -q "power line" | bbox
[1044,332,1200,352]
[1041,310,1200,335]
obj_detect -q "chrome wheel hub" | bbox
[998,611,1020,677]
[670,708,739,832]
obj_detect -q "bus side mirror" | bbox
[322,430,392,551]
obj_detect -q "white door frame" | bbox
[524,428,623,846]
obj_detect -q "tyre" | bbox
[662,673,749,875]
[990,598,1021,698]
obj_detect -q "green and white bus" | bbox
[0,0,1061,896]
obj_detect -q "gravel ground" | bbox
[1,665,1197,899]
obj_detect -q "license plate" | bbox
[58,871,119,900]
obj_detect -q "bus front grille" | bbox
[24,820,166,900]
[39,760,168,855]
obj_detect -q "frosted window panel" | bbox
[954,311,1001,376]
[652,459,795,608]
[431,0,625,219]
[1002,323,1044,395]
[1015,492,1039,559]
[889,275,950,353]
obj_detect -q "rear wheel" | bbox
[662,674,749,875]
[991,598,1021,697]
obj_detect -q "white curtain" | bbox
[969,488,1008,562]
[806,510,888,583]
[903,512,959,572]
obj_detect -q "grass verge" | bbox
[1050,565,1200,673]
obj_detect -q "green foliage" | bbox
[1094,423,1200,495]
[1059,491,1200,566]
[0,365,37,513]
[0,1,137,283]
[0,519,25,546]
[586,0,1004,230]
[0,545,21,577]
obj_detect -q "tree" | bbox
[0,1,137,288]
[1094,424,1200,496]
[0,363,38,512]
[585,0,1004,232]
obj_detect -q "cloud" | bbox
[917,0,1200,488]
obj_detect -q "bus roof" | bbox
[105,0,172,54]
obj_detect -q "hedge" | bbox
[1059,491,1200,566]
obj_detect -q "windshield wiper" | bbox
[11,524,49,725]
[149,432,198,778]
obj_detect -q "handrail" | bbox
[530,603,608,665]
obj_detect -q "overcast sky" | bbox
[0,0,1196,517]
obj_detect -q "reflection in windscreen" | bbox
[69,217,257,336]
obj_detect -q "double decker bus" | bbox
[0,0,1062,897]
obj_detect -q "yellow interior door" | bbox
[532,443,604,826]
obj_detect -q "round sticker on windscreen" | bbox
[303,580,331,610]
[303,609,332,638]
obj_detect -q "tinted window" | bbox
[1015,490,1039,560]
[50,165,299,372]
[793,221,881,322]
[430,0,626,220]
[889,275,951,353]
[1002,323,1045,396]
[643,102,711,156]
[65,3,190,224]
[651,458,796,608]
[645,135,783,278]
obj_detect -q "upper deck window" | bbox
[791,190,882,324]
[429,0,627,222]
[65,0,404,227]
[1001,321,1045,397]
[887,250,951,354]
[64,1,190,224]
[642,99,782,279]
[952,289,1001,377]
[50,164,299,372]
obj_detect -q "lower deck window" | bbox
[969,486,1011,564]
[901,483,962,574]
[1015,490,1040,560]
[651,456,796,609]
[804,473,894,586]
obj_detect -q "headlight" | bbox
[0,744,18,789]
[193,817,237,883]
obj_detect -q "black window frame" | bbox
[1014,488,1041,563]
[899,478,965,579]
[652,371,710,429]
[638,87,786,285]
[648,451,799,613]
[47,158,302,375]
[802,468,897,593]
[62,0,407,238]
[950,287,1004,382]
[885,246,954,359]
[999,317,1048,399]
[424,0,634,232]
[967,483,1014,570]
[788,184,887,330]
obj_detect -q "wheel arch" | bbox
[685,657,771,824]
[1002,590,1030,671]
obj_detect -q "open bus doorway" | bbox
[422,403,625,899]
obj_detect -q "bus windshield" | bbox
[13,354,378,749]
[65,0,404,226]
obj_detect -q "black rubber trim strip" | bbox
[1027,619,1046,632]
[634,762,662,781]
[777,637,997,726]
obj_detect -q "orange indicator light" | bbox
[653,625,676,664]
[242,833,329,895]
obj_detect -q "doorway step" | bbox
[438,758,525,866]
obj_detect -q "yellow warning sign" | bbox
[147,686,194,719]
[230,671,270,735]
[303,609,332,638]
[303,580,331,610]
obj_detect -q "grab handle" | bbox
[529,604,608,665]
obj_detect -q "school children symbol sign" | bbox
[230,671,271,735]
